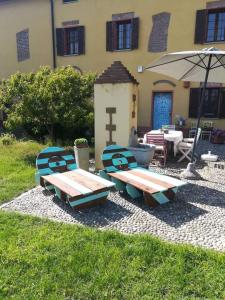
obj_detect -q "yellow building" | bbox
[0,0,225,129]
[0,0,53,76]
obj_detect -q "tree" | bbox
[0,66,96,141]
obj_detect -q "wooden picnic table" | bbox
[109,167,186,207]
[101,144,187,208]
[42,168,115,209]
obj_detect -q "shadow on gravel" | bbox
[180,183,225,208]
[148,182,225,228]
[42,176,225,229]
[148,198,207,228]
[108,189,208,229]
[51,194,133,228]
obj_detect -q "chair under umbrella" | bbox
[145,47,225,178]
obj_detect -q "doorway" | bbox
[152,92,173,130]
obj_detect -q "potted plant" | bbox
[211,129,225,144]
[74,138,89,171]
[127,127,155,168]
[174,115,186,128]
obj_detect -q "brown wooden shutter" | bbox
[219,88,225,118]
[189,88,201,118]
[56,28,65,56]
[131,17,139,49]
[106,21,113,51]
[194,10,207,44]
[112,22,118,50]
[78,26,85,55]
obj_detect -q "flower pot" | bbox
[74,146,89,171]
[127,144,155,168]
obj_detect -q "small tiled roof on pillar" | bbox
[95,61,139,85]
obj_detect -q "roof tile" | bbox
[95,61,139,85]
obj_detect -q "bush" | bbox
[0,133,16,145]
[74,138,88,148]
[0,66,96,142]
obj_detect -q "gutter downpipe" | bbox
[50,0,56,68]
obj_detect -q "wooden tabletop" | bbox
[109,168,186,194]
[42,169,115,198]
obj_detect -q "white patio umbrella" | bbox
[145,47,225,178]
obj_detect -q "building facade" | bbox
[0,0,225,129]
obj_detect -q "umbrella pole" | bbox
[191,54,212,163]
[182,54,212,179]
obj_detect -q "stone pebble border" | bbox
[1,141,225,252]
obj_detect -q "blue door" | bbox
[152,92,172,130]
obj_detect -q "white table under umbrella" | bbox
[143,130,183,156]
[145,47,225,178]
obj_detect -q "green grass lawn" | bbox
[0,141,43,205]
[1,140,225,299]
[1,211,225,299]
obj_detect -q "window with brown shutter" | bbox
[194,10,208,44]
[189,87,225,118]
[77,26,85,55]
[131,17,139,49]
[106,21,113,51]
[56,28,65,56]
[117,20,132,50]
[194,9,225,44]
[206,10,225,42]
[189,88,201,118]
[106,17,139,52]
[203,88,220,117]
[219,88,225,118]
[56,26,85,56]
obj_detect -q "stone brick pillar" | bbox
[94,61,139,169]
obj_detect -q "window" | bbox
[195,9,225,44]
[66,28,79,55]
[106,17,139,52]
[207,11,225,42]
[189,88,225,118]
[203,88,220,117]
[117,20,132,50]
[56,26,85,56]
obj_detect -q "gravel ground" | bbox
[1,141,225,251]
